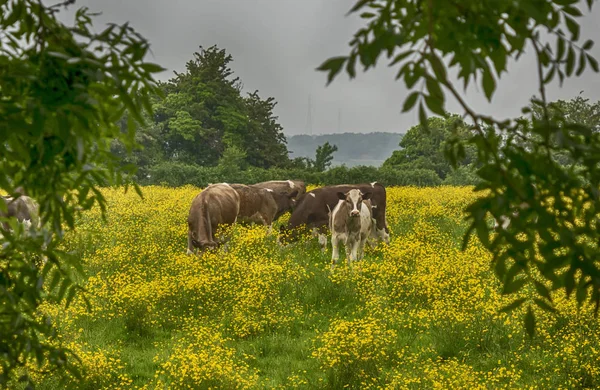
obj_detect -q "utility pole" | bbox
[306,94,313,137]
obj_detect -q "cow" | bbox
[329,189,372,268]
[359,198,375,258]
[248,184,299,222]
[0,190,41,233]
[279,182,390,250]
[1,188,47,264]
[229,184,282,232]
[252,180,306,199]
[187,183,240,254]
[493,201,533,231]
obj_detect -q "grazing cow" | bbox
[280,182,390,250]
[229,184,283,231]
[187,183,240,254]
[493,201,533,231]
[0,191,41,233]
[248,184,299,222]
[329,189,372,268]
[252,180,306,199]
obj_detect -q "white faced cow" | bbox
[329,189,372,269]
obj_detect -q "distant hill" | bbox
[286,132,403,167]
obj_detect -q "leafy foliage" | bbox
[318,0,600,335]
[314,142,339,172]
[147,45,290,169]
[383,114,477,179]
[0,0,161,386]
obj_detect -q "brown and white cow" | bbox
[329,189,372,268]
[187,183,240,254]
[0,190,41,233]
[252,180,306,199]
[229,183,290,232]
[280,182,390,250]
[248,184,299,222]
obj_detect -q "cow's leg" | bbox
[318,233,327,252]
[331,233,341,270]
[187,231,195,255]
[359,233,368,260]
[344,240,353,267]
[349,235,360,265]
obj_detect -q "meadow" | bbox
[31,185,600,389]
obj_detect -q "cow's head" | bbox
[191,236,219,251]
[337,189,372,218]
[279,189,299,212]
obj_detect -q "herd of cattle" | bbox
[186,180,391,267]
[1,181,529,267]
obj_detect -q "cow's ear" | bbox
[362,192,372,200]
[337,192,346,200]
[288,190,299,198]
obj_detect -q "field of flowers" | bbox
[30,185,600,389]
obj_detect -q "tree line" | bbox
[111,48,600,188]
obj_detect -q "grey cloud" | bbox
[58,0,600,136]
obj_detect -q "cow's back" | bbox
[288,183,386,230]
[230,184,277,223]
[206,184,240,226]
[252,180,305,197]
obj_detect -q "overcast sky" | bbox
[58,0,600,136]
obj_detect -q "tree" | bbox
[111,112,165,180]
[0,0,162,386]
[528,94,600,165]
[318,0,600,335]
[152,46,290,168]
[243,91,290,168]
[153,45,246,166]
[314,142,339,172]
[383,114,476,179]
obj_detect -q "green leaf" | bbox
[348,0,370,14]
[499,298,526,313]
[402,92,420,112]
[390,50,413,66]
[543,66,556,84]
[557,36,566,60]
[316,56,348,84]
[360,12,376,18]
[525,305,536,337]
[503,278,527,295]
[534,298,557,313]
[418,101,427,126]
[565,16,580,40]
[424,94,446,116]
[346,54,357,79]
[582,39,594,50]
[426,77,444,99]
[576,50,587,76]
[533,280,553,302]
[482,67,495,102]
[566,45,576,76]
[587,54,599,72]
[562,5,583,16]
[429,53,448,82]
[576,279,589,307]
[48,270,61,293]
[65,286,78,308]
[140,63,165,73]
